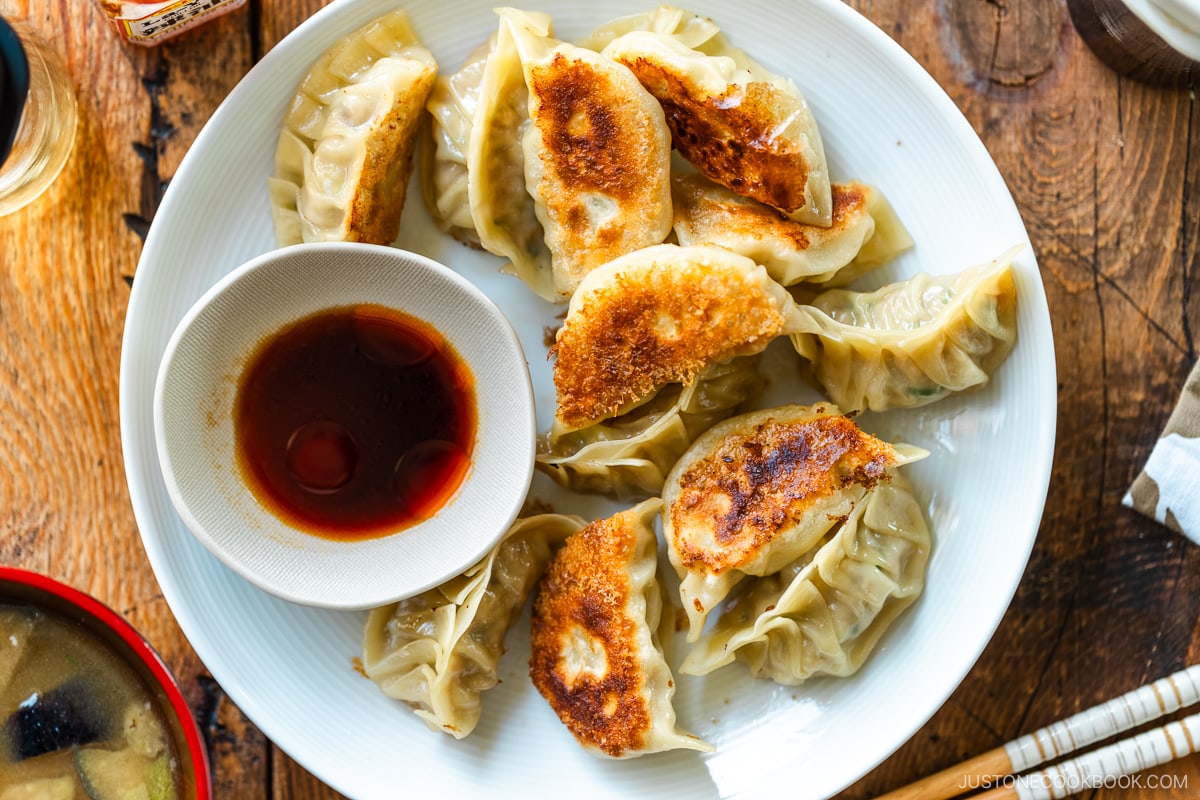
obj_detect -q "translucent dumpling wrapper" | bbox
[575,5,720,54]
[536,356,763,499]
[468,9,555,299]
[789,246,1021,412]
[681,474,931,683]
[602,24,832,226]
[672,173,913,287]
[362,513,583,739]
[268,9,438,246]
[509,9,674,301]
[420,36,492,246]
[550,243,803,433]
[662,403,927,641]
[529,498,712,758]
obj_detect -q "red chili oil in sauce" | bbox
[234,304,476,541]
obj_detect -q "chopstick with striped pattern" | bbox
[966,709,1200,800]
[872,664,1200,800]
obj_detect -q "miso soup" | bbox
[0,604,183,799]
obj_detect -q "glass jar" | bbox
[0,17,77,217]
[97,0,248,46]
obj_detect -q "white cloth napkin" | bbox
[1124,359,1200,544]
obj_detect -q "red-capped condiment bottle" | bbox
[97,0,247,46]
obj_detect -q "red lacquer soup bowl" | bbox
[0,566,211,799]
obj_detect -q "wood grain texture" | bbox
[840,1,1200,798]
[0,1,1197,798]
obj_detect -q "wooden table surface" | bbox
[2,0,1198,797]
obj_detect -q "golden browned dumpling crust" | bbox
[527,53,668,282]
[552,248,788,430]
[530,56,635,230]
[529,511,649,757]
[669,407,897,575]
[620,58,818,218]
[346,71,436,244]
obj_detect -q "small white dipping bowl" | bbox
[153,243,536,610]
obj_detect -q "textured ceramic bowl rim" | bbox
[152,243,537,610]
[0,565,212,799]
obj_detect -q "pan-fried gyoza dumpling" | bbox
[602,26,831,226]
[551,243,801,433]
[681,474,931,683]
[269,9,437,246]
[536,356,762,499]
[790,246,1021,412]
[529,499,712,758]
[469,9,556,299]
[672,174,913,287]
[362,513,583,739]
[420,37,492,246]
[663,403,927,641]
[508,10,674,301]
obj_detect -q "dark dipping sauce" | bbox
[234,304,476,541]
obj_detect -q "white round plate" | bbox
[119,1,1057,798]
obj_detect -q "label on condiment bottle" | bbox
[99,0,247,45]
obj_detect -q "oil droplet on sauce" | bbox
[234,304,476,541]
